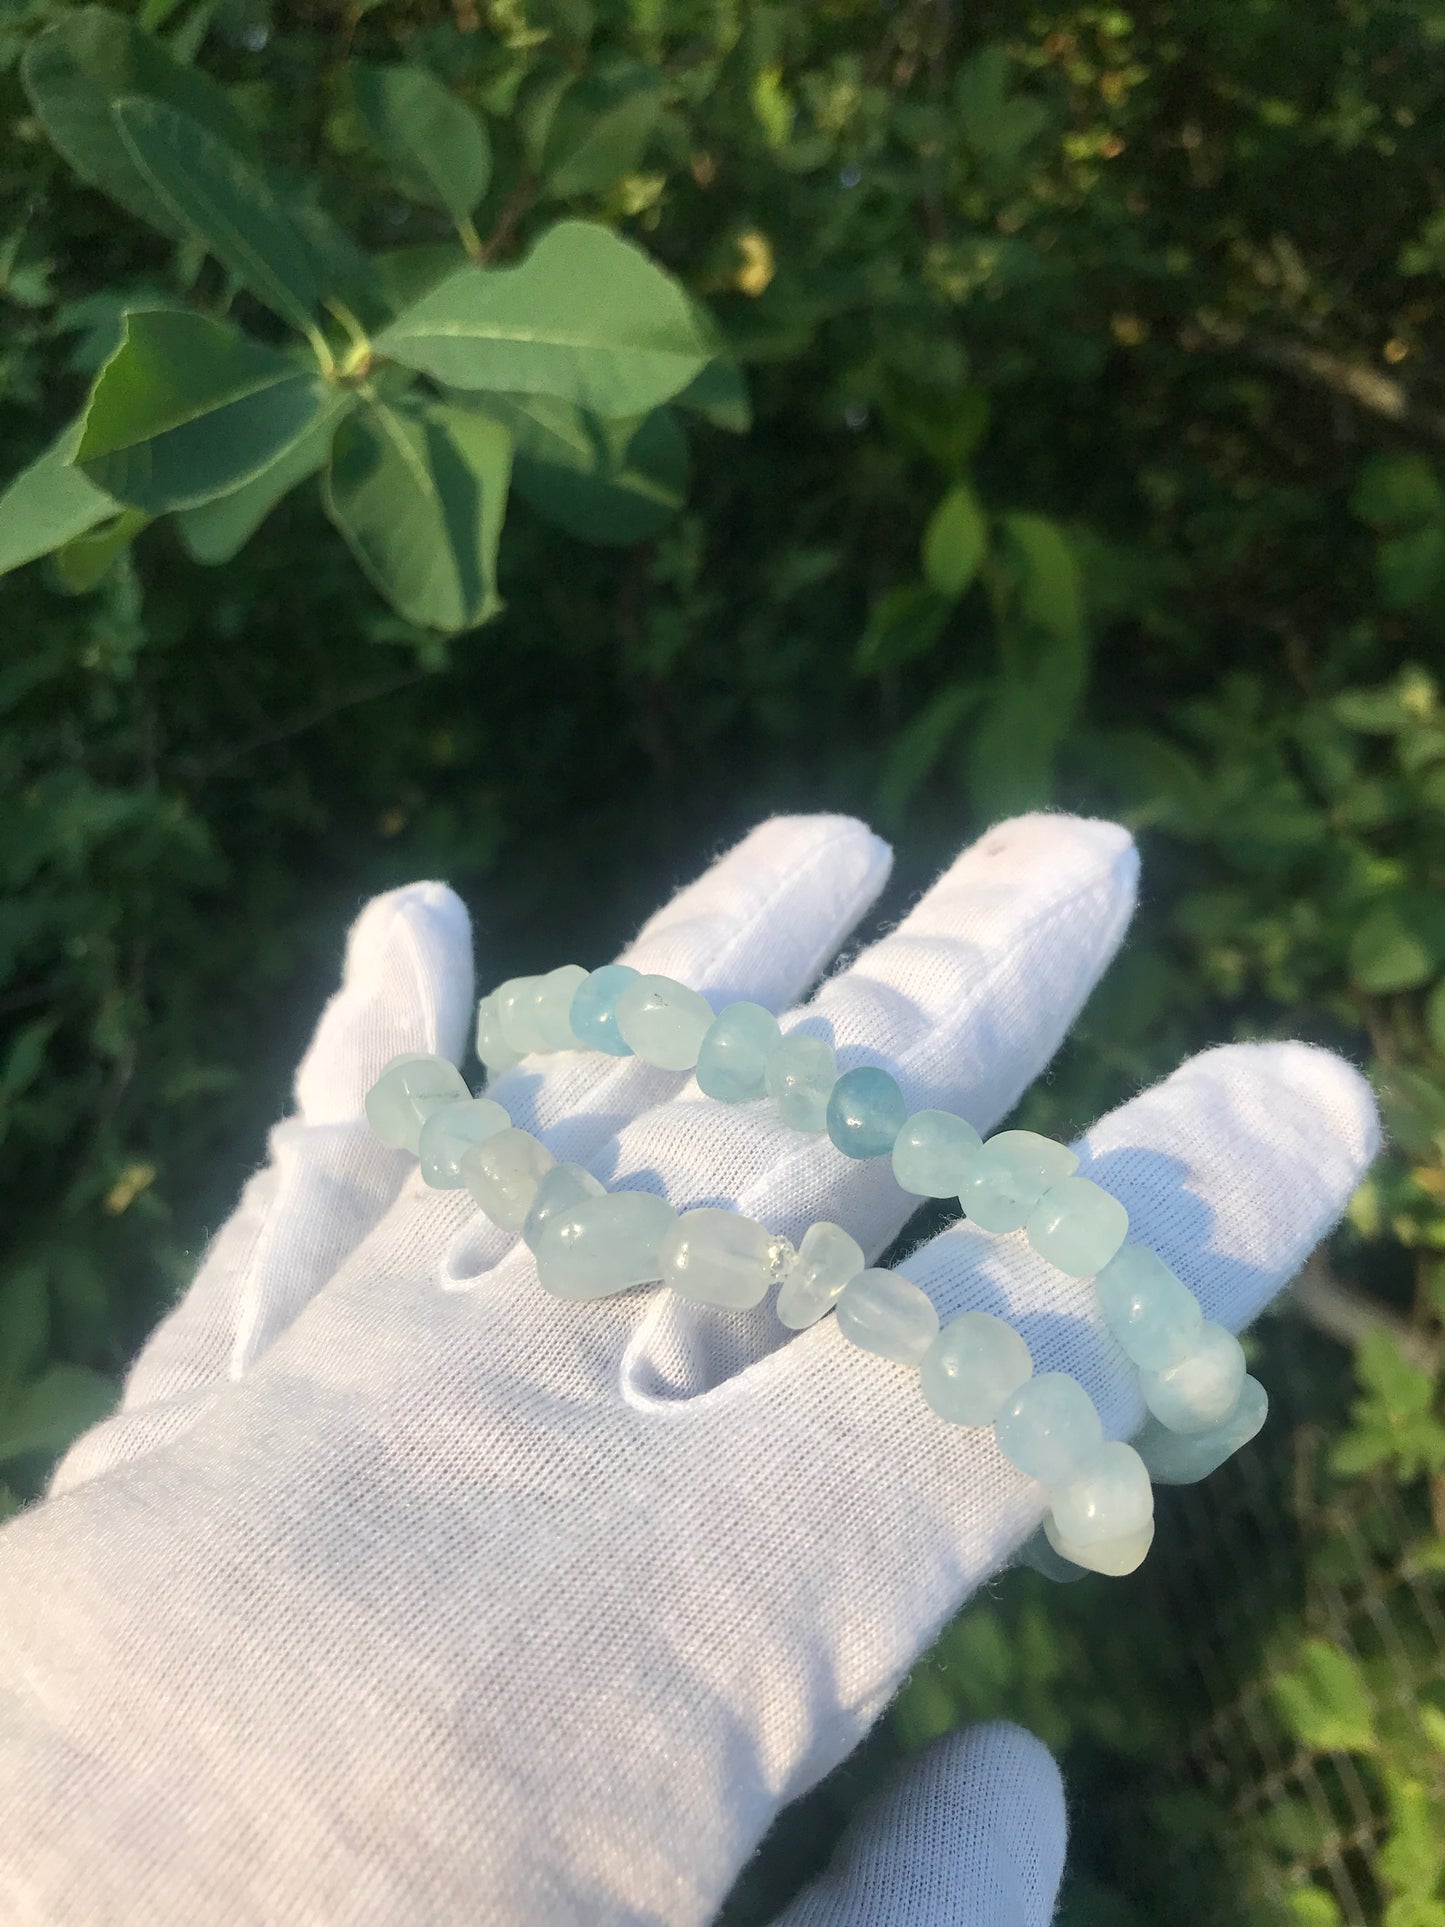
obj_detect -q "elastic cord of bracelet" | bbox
[367,1053,1269,1581]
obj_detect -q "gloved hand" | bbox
[0,814,1378,1925]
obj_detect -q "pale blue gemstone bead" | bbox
[521,1161,605,1252]
[1134,1375,1268,1484]
[462,1125,555,1233]
[659,1207,778,1309]
[836,1268,939,1365]
[1026,1175,1129,1277]
[1043,1511,1154,1577]
[826,1066,907,1160]
[1095,1245,1203,1371]
[775,1221,865,1329]
[495,975,550,1055]
[569,963,639,1055]
[994,1372,1103,1485]
[960,1131,1079,1234]
[1139,1321,1246,1434]
[533,1190,677,1300]
[475,996,522,1075]
[919,1311,1033,1426]
[892,1110,984,1198]
[1016,1526,1087,1584]
[1048,1441,1153,1547]
[364,1053,470,1154]
[417,1096,510,1188]
[765,1034,838,1132]
[615,974,715,1070]
[695,1002,782,1103]
[532,964,589,1051]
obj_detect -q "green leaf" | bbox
[855,582,953,675]
[1352,452,1445,531]
[0,1264,49,1401]
[921,483,988,598]
[76,309,334,513]
[113,97,324,336]
[876,684,977,823]
[539,61,661,200]
[0,422,120,578]
[378,219,711,418]
[484,395,687,545]
[0,1364,115,1466]
[1349,892,1445,993]
[176,390,353,563]
[1378,525,1445,610]
[20,5,255,235]
[50,507,150,592]
[954,46,1049,162]
[1272,1639,1376,1754]
[1354,1327,1436,1419]
[1426,976,1445,1053]
[672,355,751,433]
[353,64,491,223]
[997,511,1087,646]
[323,396,512,632]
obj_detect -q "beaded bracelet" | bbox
[367,1046,1269,1583]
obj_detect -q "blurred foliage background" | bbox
[2,1,1444,1921]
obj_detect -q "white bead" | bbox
[1043,1511,1154,1577]
[1047,1441,1153,1547]
[659,1208,776,1309]
[835,1269,939,1365]
[1139,1321,1245,1434]
[462,1126,554,1233]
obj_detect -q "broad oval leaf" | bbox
[377,219,711,419]
[485,394,688,545]
[20,5,255,236]
[0,422,119,578]
[353,64,491,223]
[176,390,354,563]
[1349,892,1445,995]
[76,309,335,512]
[323,396,512,632]
[50,507,150,593]
[113,97,324,335]
[921,482,987,599]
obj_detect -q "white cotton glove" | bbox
[0,813,1379,1926]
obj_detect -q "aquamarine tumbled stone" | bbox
[960,1131,1079,1234]
[1134,1374,1268,1484]
[462,1125,555,1233]
[1017,1526,1087,1584]
[695,1002,782,1103]
[533,1190,677,1300]
[475,997,522,1075]
[1139,1321,1245,1434]
[522,1161,605,1252]
[826,1066,908,1160]
[495,976,551,1056]
[417,1096,510,1188]
[568,964,640,1055]
[659,1207,778,1309]
[892,1110,984,1198]
[775,1221,865,1329]
[994,1372,1104,1485]
[532,964,589,1051]
[1095,1245,1202,1371]
[615,974,715,1071]
[1043,1511,1154,1577]
[920,1311,1033,1426]
[765,1034,838,1132]
[1048,1441,1153,1547]
[836,1268,939,1364]
[1026,1175,1129,1277]
[365,1053,470,1154]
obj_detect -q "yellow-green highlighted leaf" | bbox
[77,309,334,513]
[0,422,120,577]
[378,220,711,419]
[324,396,511,632]
[113,97,324,335]
[921,483,987,598]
